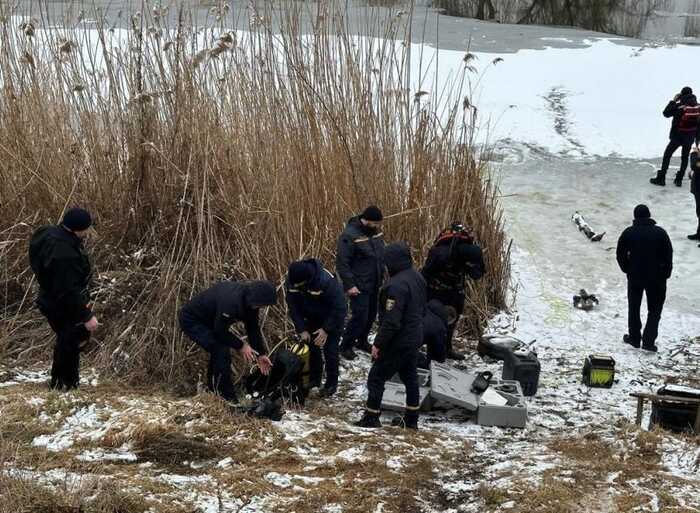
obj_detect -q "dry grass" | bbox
[131,427,220,467]
[0,0,510,389]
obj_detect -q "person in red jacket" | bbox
[651,87,700,187]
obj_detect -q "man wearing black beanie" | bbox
[616,205,673,352]
[336,205,386,360]
[28,208,97,390]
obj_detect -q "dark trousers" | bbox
[428,288,465,353]
[40,306,89,390]
[660,135,694,177]
[426,338,447,364]
[180,318,237,401]
[366,349,419,412]
[627,279,667,347]
[340,288,378,350]
[306,322,341,390]
[694,193,700,234]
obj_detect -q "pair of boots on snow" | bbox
[650,169,685,187]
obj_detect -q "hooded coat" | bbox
[664,93,700,142]
[179,280,276,354]
[374,242,427,352]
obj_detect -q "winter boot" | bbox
[688,226,700,240]
[341,348,357,361]
[641,344,658,353]
[354,410,381,428]
[673,171,684,187]
[318,386,337,398]
[649,171,666,186]
[356,340,373,354]
[445,339,466,361]
[391,410,419,430]
[623,334,640,349]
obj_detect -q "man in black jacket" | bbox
[285,258,347,397]
[616,205,673,352]
[179,280,276,402]
[689,148,700,242]
[29,208,97,391]
[336,206,386,361]
[422,299,452,366]
[651,87,700,187]
[355,242,427,430]
[422,223,485,360]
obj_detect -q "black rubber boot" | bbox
[623,334,640,349]
[391,410,419,430]
[650,171,666,186]
[641,344,658,353]
[340,348,357,361]
[673,171,684,187]
[354,410,381,428]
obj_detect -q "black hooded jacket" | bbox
[423,299,448,358]
[335,216,385,293]
[664,93,700,141]
[285,259,347,334]
[616,219,673,283]
[374,242,427,352]
[179,281,277,353]
[422,240,485,293]
[29,225,93,322]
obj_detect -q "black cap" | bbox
[360,205,383,222]
[634,204,651,219]
[62,208,92,232]
[682,86,693,95]
[288,260,315,286]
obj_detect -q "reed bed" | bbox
[0,1,510,387]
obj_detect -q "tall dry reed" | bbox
[0,1,509,387]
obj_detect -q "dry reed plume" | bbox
[0,1,510,388]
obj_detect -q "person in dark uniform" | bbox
[616,205,673,353]
[29,208,97,391]
[179,280,276,402]
[355,242,427,430]
[285,258,347,397]
[421,223,485,360]
[420,300,454,367]
[688,147,700,243]
[336,206,386,361]
[651,87,700,187]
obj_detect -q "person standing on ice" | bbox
[336,206,386,361]
[179,281,275,402]
[284,258,347,397]
[616,205,673,353]
[355,242,426,430]
[650,87,700,187]
[421,222,485,360]
[688,147,700,243]
[29,208,98,391]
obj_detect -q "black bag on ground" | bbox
[245,349,306,406]
[502,349,540,396]
[477,336,526,361]
[650,385,700,434]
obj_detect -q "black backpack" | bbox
[245,349,306,406]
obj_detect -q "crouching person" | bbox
[285,259,347,397]
[179,280,276,402]
[355,242,427,430]
[419,300,456,368]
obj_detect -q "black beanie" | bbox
[288,260,316,286]
[360,205,383,222]
[682,86,693,95]
[634,204,651,219]
[62,208,92,231]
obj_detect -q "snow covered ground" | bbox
[2,10,700,513]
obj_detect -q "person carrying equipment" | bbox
[421,222,485,360]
